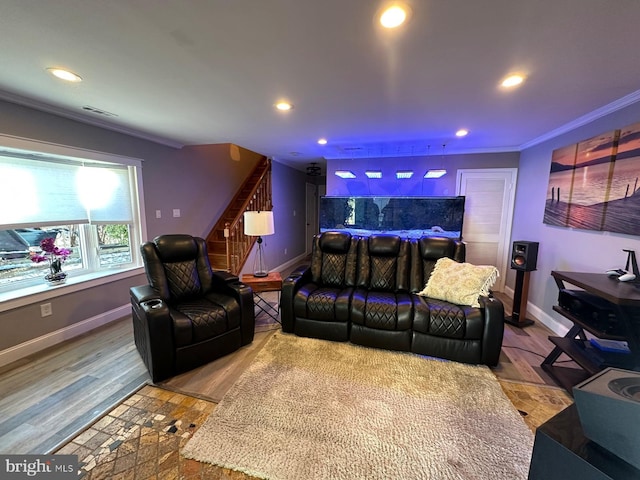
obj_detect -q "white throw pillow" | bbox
[418,257,499,308]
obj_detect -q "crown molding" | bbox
[0,90,184,149]
[520,89,640,150]
[322,145,519,160]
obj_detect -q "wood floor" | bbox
[0,290,579,455]
[493,291,580,386]
[0,318,149,454]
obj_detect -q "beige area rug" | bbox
[183,333,534,480]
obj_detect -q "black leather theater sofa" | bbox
[281,232,504,366]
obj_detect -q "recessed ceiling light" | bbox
[365,170,382,178]
[455,129,469,137]
[501,74,525,88]
[380,5,407,28]
[275,101,293,111]
[46,67,82,82]
[335,170,356,179]
[317,138,328,145]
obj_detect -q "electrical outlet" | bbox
[173,209,181,218]
[155,209,162,219]
[40,303,52,317]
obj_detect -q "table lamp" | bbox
[244,210,275,277]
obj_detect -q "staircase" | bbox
[206,156,272,274]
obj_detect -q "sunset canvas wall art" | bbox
[544,122,640,236]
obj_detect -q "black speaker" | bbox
[511,241,539,272]
[505,240,539,328]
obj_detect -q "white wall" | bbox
[511,101,640,334]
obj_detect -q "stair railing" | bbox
[206,156,271,274]
[225,163,272,274]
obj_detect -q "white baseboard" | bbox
[0,304,129,368]
[275,253,309,277]
[503,286,569,337]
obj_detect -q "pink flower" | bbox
[29,237,71,274]
[53,247,71,257]
[40,237,57,253]
[30,253,48,263]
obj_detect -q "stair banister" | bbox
[206,156,272,274]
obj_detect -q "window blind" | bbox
[0,154,134,229]
[76,164,134,224]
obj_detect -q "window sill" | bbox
[0,266,145,313]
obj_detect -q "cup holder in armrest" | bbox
[143,299,163,309]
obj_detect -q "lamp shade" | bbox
[244,210,275,236]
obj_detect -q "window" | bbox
[0,135,145,296]
[97,224,133,267]
[0,225,82,285]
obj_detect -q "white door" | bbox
[456,169,517,292]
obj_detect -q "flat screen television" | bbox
[319,196,465,239]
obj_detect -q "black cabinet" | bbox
[528,405,640,480]
[541,271,640,393]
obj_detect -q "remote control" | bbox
[606,268,627,276]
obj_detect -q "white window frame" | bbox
[0,134,147,311]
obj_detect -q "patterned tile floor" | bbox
[498,379,574,432]
[55,385,235,479]
[55,379,573,479]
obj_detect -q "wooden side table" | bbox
[241,272,282,323]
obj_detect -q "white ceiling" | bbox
[2,0,640,169]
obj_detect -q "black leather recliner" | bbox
[350,234,413,351]
[281,231,358,341]
[130,234,255,382]
[409,237,504,366]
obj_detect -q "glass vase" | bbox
[45,271,67,286]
